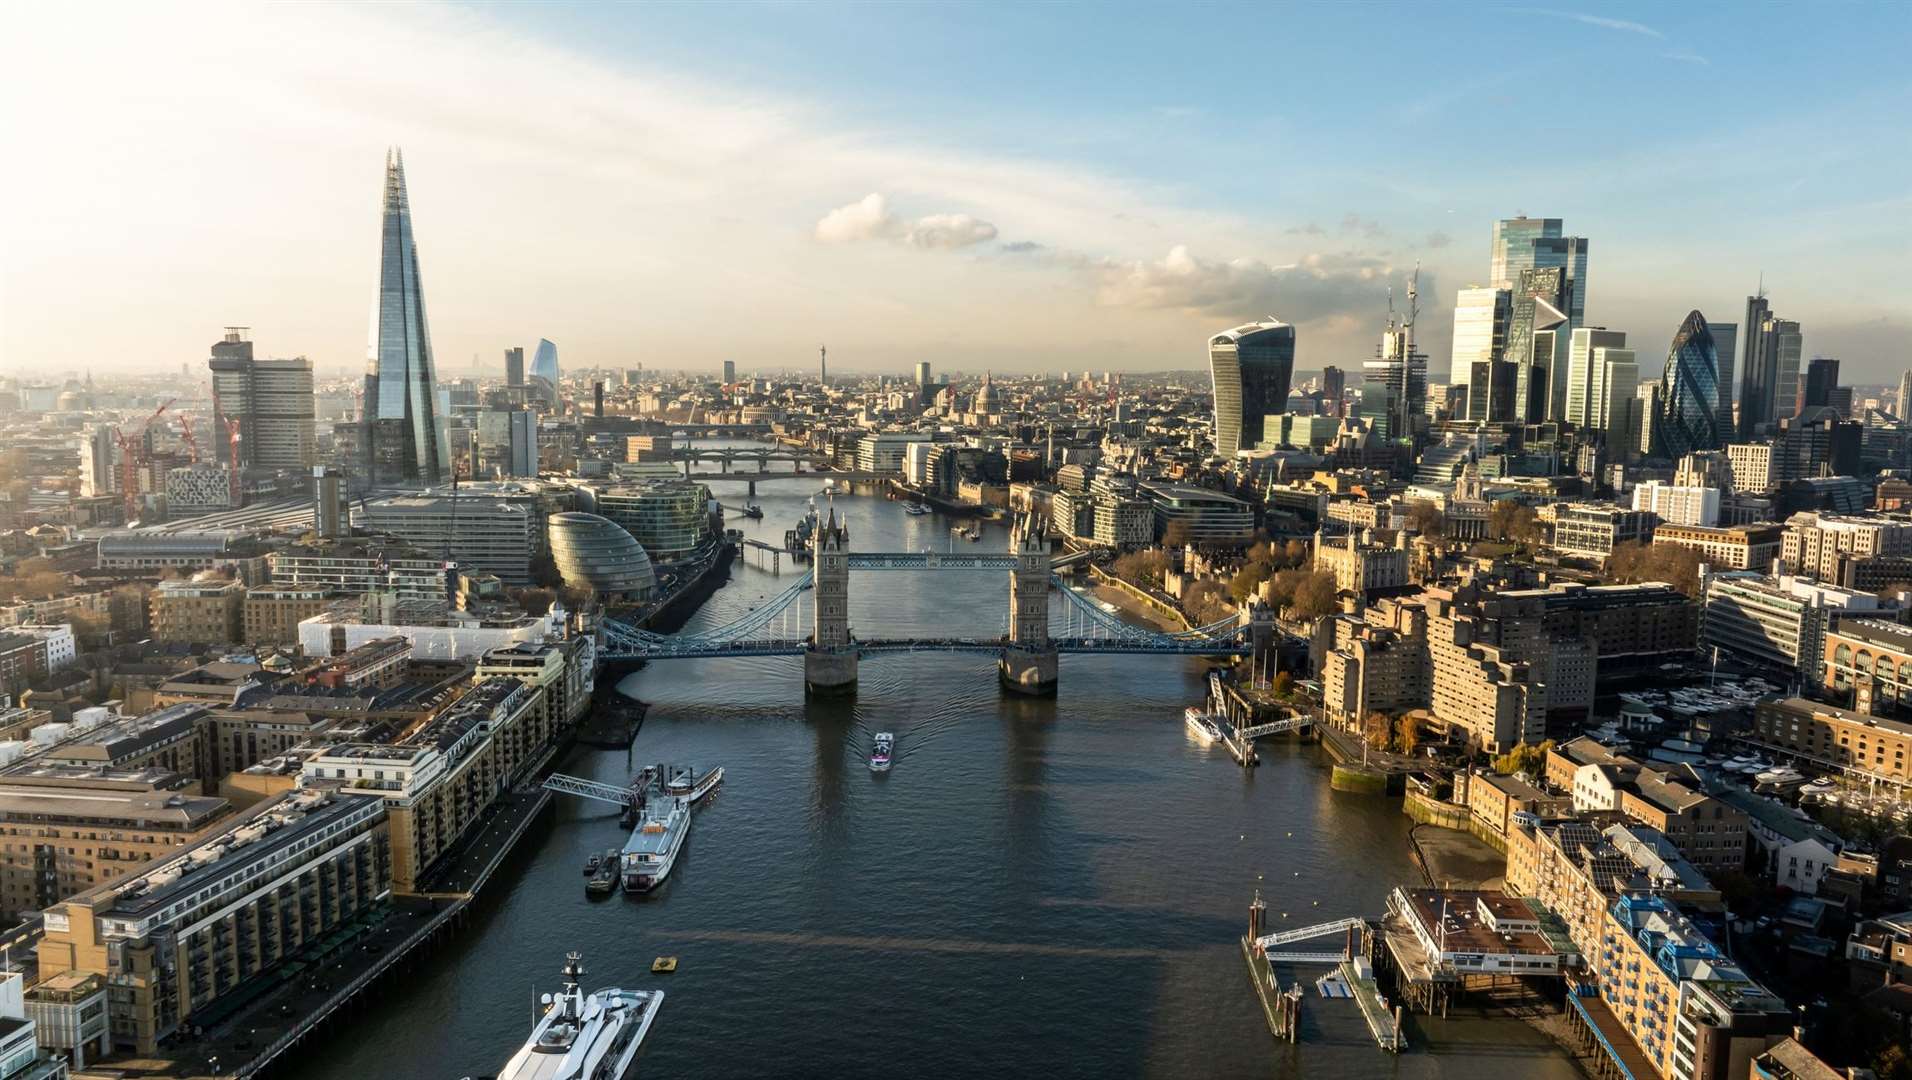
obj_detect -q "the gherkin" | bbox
[1657,310,1724,458]
[364,148,450,485]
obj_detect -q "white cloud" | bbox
[1519,8,1664,38]
[814,194,999,250]
[904,213,998,249]
[1093,245,1402,323]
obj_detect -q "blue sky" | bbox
[6,1,1908,380]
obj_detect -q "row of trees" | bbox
[1606,541,1704,598]
[1226,539,1313,603]
[1361,711,1421,754]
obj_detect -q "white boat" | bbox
[870,732,894,772]
[494,952,662,1080]
[1755,766,1805,786]
[902,502,930,515]
[663,766,724,804]
[621,796,690,893]
[1184,707,1222,743]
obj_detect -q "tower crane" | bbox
[115,398,175,521]
[178,414,201,465]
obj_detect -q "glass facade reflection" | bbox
[364,148,450,484]
[1657,310,1725,458]
[530,338,560,406]
[1208,321,1295,457]
[548,512,655,599]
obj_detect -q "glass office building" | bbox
[530,338,560,406]
[1207,320,1295,457]
[1657,310,1725,458]
[364,148,451,485]
[548,512,655,599]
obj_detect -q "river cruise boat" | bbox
[662,766,725,804]
[621,797,690,893]
[1184,707,1223,743]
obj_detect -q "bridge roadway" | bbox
[611,635,1252,660]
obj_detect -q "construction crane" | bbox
[116,398,175,521]
[177,414,201,465]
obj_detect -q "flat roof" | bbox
[1398,889,1557,957]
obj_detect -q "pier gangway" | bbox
[1253,916,1367,953]
[542,774,641,808]
[1259,951,1348,964]
[1238,714,1314,739]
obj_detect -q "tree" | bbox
[1113,549,1169,589]
[1405,500,1444,538]
[1363,711,1392,750]
[1182,579,1233,627]
[1493,738,1556,779]
[1393,713,1420,755]
[1162,520,1193,549]
[1607,541,1703,597]
[1288,571,1340,621]
[1487,501,1541,546]
[1228,564,1265,605]
[1271,671,1294,698]
[1281,539,1309,568]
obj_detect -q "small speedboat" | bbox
[903,502,930,515]
[586,850,619,896]
[870,732,894,772]
[741,504,764,519]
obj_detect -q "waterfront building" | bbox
[1427,602,1547,753]
[477,639,592,734]
[297,593,556,661]
[1388,887,1564,977]
[1321,607,1430,725]
[36,788,390,1055]
[25,970,109,1071]
[0,762,229,921]
[304,678,542,892]
[1748,697,1912,790]
[855,431,930,473]
[1630,482,1721,528]
[270,537,451,601]
[548,512,655,599]
[1700,571,1881,676]
[1823,617,1912,716]
[1579,894,1790,1080]
[1505,819,1721,973]
[1779,511,1912,581]
[208,329,316,470]
[360,492,539,583]
[592,481,713,564]
[1207,320,1295,457]
[147,578,243,644]
[1137,482,1254,546]
[1551,503,1655,559]
[1650,523,1781,572]
[363,149,451,485]
[1091,498,1153,549]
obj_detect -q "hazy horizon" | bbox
[5,2,1907,382]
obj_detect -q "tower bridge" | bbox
[598,515,1275,696]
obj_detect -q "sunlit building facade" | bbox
[1207,320,1295,457]
[364,148,450,485]
[1656,311,1724,459]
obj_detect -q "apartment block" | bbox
[1651,524,1782,573]
[36,788,389,1054]
[242,586,332,645]
[147,578,244,644]
[1780,511,1912,581]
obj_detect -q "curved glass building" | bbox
[530,338,559,406]
[1657,310,1724,459]
[548,512,655,598]
[593,482,712,564]
[1208,320,1295,457]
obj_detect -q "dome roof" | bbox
[548,512,655,596]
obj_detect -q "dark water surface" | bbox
[288,474,1581,1080]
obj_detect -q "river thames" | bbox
[285,478,1581,1080]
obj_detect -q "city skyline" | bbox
[4,2,1908,381]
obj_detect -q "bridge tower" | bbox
[805,508,857,695]
[999,513,1058,695]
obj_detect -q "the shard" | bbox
[364,148,450,485]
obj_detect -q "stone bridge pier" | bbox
[804,510,857,695]
[999,516,1057,695]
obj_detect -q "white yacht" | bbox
[621,796,691,893]
[494,952,662,1080]
[870,732,894,772]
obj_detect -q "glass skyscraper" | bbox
[1657,310,1725,458]
[1505,267,1570,423]
[364,148,450,485]
[1207,320,1295,457]
[1450,286,1509,386]
[530,338,560,405]
[1487,218,1587,420]
[1736,293,1802,439]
